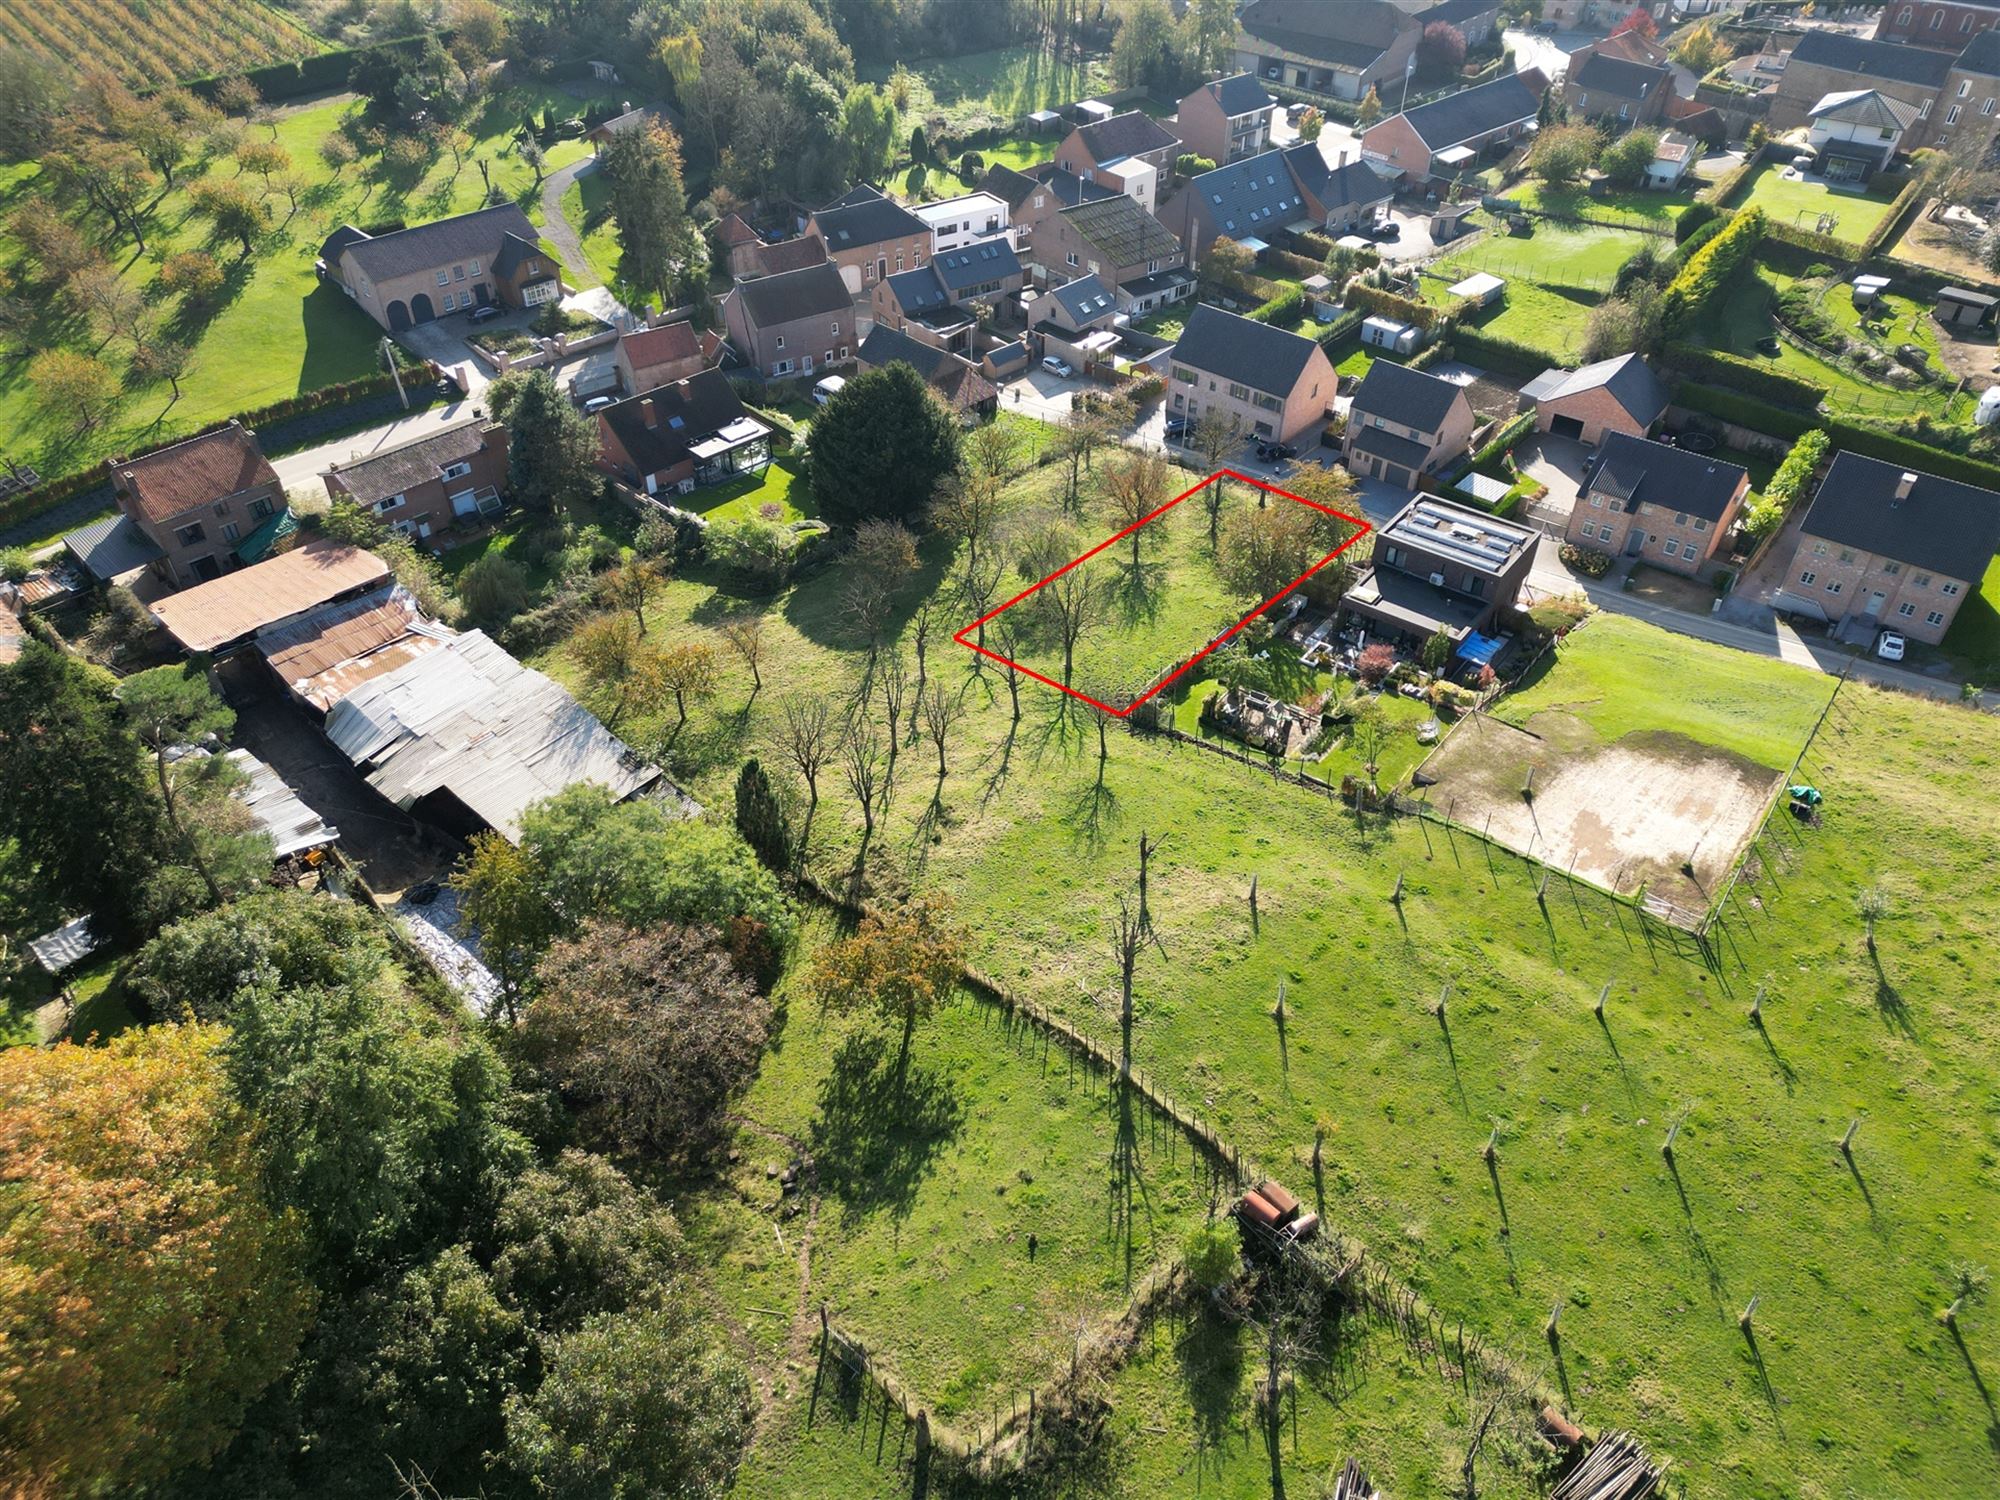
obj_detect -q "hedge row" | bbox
[1660,207,1765,334]
[1345,282,1446,332]
[1660,340,1828,410]
[1463,408,1537,480]
[1446,326,1554,376]
[1247,283,1307,326]
[0,371,410,533]
[1698,146,1767,208]
[1314,307,1365,349]
[1742,428,1830,540]
[1676,382,2000,489]
[1858,174,1926,261]
[1761,216,1857,263]
[178,34,435,106]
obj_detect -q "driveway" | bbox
[393,307,536,389]
[539,154,597,289]
[270,395,493,493]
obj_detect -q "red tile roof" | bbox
[112,424,279,526]
[755,234,828,275]
[718,212,760,248]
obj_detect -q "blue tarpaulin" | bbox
[1456,632,1502,666]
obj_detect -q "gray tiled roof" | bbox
[1048,274,1117,324]
[884,265,954,316]
[1350,360,1468,433]
[597,369,759,477]
[1518,353,1669,428]
[729,261,852,327]
[1571,52,1669,101]
[1202,73,1277,118]
[1238,0,1415,71]
[1581,432,1748,524]
[1351,423,1433,471]
[1958,27,2000,78]
[1190,148,1310,239]
[1028,165,1120,207]
[1283,145,1395,213]
[1072,111,1179,162]
[65,512,163,580]
[1397,73,1540,151]
[324,420,498,506]
[811,184,929,249]
[1789,31,1955,88]
[1171,302,1324,398]
[932,236,1022,291]
[977,162,1042,209]
[1800,450,2000,579]
[338,204,540,283]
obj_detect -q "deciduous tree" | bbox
[1529,124,1598,187]
[188,175,266,256]
[808,892,966,1075]
[808,362,962,525]
[28,348,119,434]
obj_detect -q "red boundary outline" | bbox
[952,468,1373,718]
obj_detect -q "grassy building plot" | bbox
[1723,163,1903,246]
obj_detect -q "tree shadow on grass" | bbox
[1108,557,1169,626]
[810,1030,965,1228]
[1871,951,1916,1039]
[1175,1302,1246,1484]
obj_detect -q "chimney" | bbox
[1893,471,1917,504]
[642,398,659,429]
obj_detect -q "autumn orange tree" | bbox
[807,893,967,1077]
[0,1026,312,1494]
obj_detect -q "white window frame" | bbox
[1800,570,1817,586]
[439,461,472,482]
[1927,610,1946,626]
[436,270,450,287]
[1898,601,1916,617]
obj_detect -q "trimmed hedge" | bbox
[1859,175,1926,261]
[1660,341,1827,410]
[1674,201,1725,245]
[1247,284,1307,326]
[179,34,434,106]
[1762,216,1858,263]
[1660,207,1765,334]
[1676,382,2000,489]
[1345,282,1445,332]
[1742,428,1829,539]
[1463,409,1537,480]
[1448,326,1555,376]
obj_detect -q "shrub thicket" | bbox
[1660,208,1764,334]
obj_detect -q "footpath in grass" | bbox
[524,452,2000,1497]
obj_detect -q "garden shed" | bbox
[1447,271,1505,308]
[1935,285,1997,329]
[1360,315,1420,354]
[1028,109,1063,134]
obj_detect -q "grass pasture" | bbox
[1502,180,1702,226]
[0,0,320,87]
[515,444,2000,1497]
[859,45,1113,133]
[1427,219,1652,358]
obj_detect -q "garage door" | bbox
[1550,415,1585,441]
[1383,465,1411,488]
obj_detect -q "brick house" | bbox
[1026,274,1121,369]
[719,261,856,379]
[1563,50,1677,126]
[1776,451,2000,645]
[856,324,999,419]
[1054,111,1180,214]
[1875,0,2000,47]
[1769,32,1955,141]
[1030,193,1192,313]
[1360,72,1543,184]
[1519,353,1670,447]
[1175,74,1277,166]
[1423,0,1501,47]
[318,204,563,332]
[1568,432,1749,577]
[614,320,723,394]
[806,184,931,296]
[731,233,829,282]
[1284,145,1398,235]
[871,265,980,355]
[594,369,772,497]
[1341,493,1537,648]
[1233,0,1423,104]
[321,420,509,543]
[1168,303,1337,448]
[1342,362,1476,490]
[109,421,287,587]
[1176,144,1394,264]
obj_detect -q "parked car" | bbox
[812,374,846,406]
[583,395,617,414]
[469,304,502,324]
[1875,630,1907,662]
[1164,413,1190,442]
[1042,355,1075,378]
[1255,440,1297,462]
[1366,218,1401,243]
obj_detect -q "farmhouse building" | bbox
[719,260,855,379]
[1569,432,1749,576]
[109,422,288,588]
[1519,353,1671,447]
[1342,361,1476,489]
[856,325,999,418]
[1768,32,1955,144]
[1168,304,1337,448]
[318,204,563,332]
[1421,0,1500,47]
[1232,0,1423,103]
[1776,451,2000,644]
[594,369,772,497]
[1176,73,1278,166]
[1360,72,1543,184]
[1340,493,1536,647]
[321,420,509,543]
[806,184,931,295]
[1563,50,1676,125]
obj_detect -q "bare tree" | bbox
[1191,410,1245,539]
[1054,393,1132,515]
[1037,567,1104,687]
[920,681,962,782]
[960,550,1006,659]
[840,712,885,849]
[875,649,909,789]
[779,694,834,871]
[839,519,919,658]
[931,463,1012,591]
[1109,894,1143,1077]
[906,601,935,745]
[996,618,1025,725]
[720,615,765,695]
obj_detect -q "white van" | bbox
[812,375,847,406]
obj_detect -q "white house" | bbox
[1646,132,1697,190]
[1094,155,1160,214]
[1806,89,1919,182]
[916,192,1013,253]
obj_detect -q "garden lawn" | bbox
[1426,275,1599,361]
[517,451,2000,1499]
[559,169,626,290]
[1492,613,1827,770]
[1503,180,1701,226]
[1724,163,1901,245]
[859,45,1113,132]
[1432,220,1653,292]
[1940,550,2000,681]
[690,458,813,524]
[0,84,595,495]
[1166,670,1436,787]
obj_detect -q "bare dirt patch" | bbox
[1416,711,1781,910]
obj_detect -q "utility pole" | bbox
[381,337,409,409]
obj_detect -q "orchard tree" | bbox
[1218,501,1322,602]
[808,892,967,1075]
[28,348,120,434]
[655,638,718,739]
[1529,124,1599,187]
[0,1027,313,1495]
[158,248,225,306]
[188,175,266,256]
[1102,449,1174,569]
[808,362,962,525]
[527,921,771,1164]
